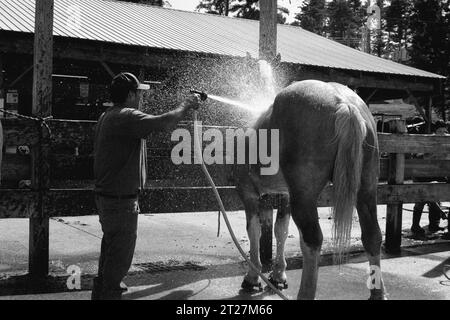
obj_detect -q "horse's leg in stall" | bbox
[270,196,290,289]
[242,207,264,291]
[284,167,326,300]
[357,180,387,300]
[236,174,265,292]
[296,207,322,300]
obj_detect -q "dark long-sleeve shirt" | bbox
[94,107,171,195]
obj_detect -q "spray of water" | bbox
[207,94,256,113]
[205,60,278,116]
[258,59,277,100]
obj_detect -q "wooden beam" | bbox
[365,88,378,104]
[403,159,450,180]
[3,183,450,218]
[259,0,277,62]
[0,190,38,218]
[29,0,53,279]
[293,68,435,92]
[9,151,450,188]
[0,53,4,184]
[99,60,115,78]
[0,52,4,99]
[378,133,450,154]
[406,89,429,123]
[5,119,450,182]
[380,158,450,180]
[0,33,437,94]
[9,64,34,88]
[258,0,278,268]
[385,120,406,254]
[1,154,32,185]
[32,9,53,117]
[425,95,432,133]
[2,118,41,146]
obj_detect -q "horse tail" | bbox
[331,102,367,264]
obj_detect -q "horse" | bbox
[235,79,386,300]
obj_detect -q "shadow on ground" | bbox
[1,241,448,298]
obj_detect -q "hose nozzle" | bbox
[190,89,208,101]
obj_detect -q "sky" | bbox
[166,0,305,23]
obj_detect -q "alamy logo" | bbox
[66,265,81,290]
[366,265,382,290]
[171,121,280,175]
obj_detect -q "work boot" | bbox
[411,225,425,236]
[92,277,126,299]
[428,224,445,233]
[100,289,123,300]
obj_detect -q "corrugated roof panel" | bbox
[0,0,445,79]
[1,0,32,32]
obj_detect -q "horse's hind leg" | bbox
[270,195,290,289]
[357,173,387,300]
[295,201,322,300]
[283,165,328,300]
[238,195,264,292]
[237,176,266,292]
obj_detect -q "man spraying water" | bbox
[92,72,199,300]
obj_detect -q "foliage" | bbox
[118,0,164,5]
[196,0,230,15]
[196,0,289,23]
[293,0,327,35]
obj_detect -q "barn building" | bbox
[0,0,446,127]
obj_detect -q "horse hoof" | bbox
[241,279,263,293]
[267,275,288,290]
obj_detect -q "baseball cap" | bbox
[111,72,150,91]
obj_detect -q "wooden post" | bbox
[29,0,53,279]
[0,53,4,101]
[425,95,432,133]
[0,54,3,177]
[362,26,371,54]
[258,0,277,268]
[385,119,406,254]
[259,0,277,62]
[0,53,5,115]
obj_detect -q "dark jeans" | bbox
[93,195,139,300]
[412,202,442,230]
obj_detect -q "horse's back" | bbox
[242,80,378,197]
[270,80,377,153]
[272,80,372,124]
[269,80,344,164]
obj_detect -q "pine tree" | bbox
[409,0,449,75]
[348,0,366,31]
[327,0,360,47]
[373,0,386,57]
[198,1,288,23]
[409,0,449,118]
[119,0,164,5]
[229,0,260,20]
[383,0,413,61]
[293,0,327,36]
[385,0,411,44]
[196,0,230,16]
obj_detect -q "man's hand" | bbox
[182,94,200,111]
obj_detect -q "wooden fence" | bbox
[1,118,450,274]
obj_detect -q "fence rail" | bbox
[1,118,450,255]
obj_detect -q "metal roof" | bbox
[0,0,445,79]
